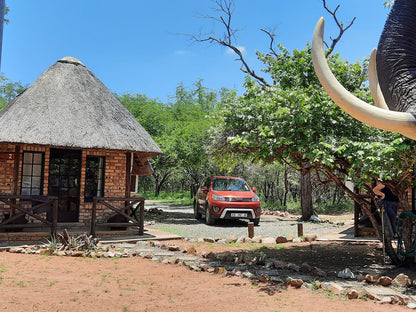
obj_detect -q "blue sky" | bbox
[3,0,389,102]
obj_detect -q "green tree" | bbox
[0,75,26,111]
[194,0,355,220]
[118,93,176,196]
[119,81,228,197]
[167,81,227,197]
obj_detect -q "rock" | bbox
[376,276,392,286]
[243,237,253,243]
[226,235,238,244]
[203,237,216,243]
[236,236,245,244]
[286,234,293,242]
[186,247,197,255]
[292,237,303,243]
[300,262,312,273]
[392,294,410,305]
[262,237,276,244]
[338,268,355,279]
[231,269,243,278]
[199,264,211,271]
[168,245,180,251]
[189,265,202,272]
[204,251,217,259]
[304,234,317,242]
[55,250,67,257]
[275,236,287,244]
[289,278,304,288]
[214,267,227,275]
[39,248,54,255]
[197,237,205,243]
[365,274,379,284]
[309,215,320,222]
[218,252,235,263]
[9,247,25,253]
[161,258,170,264]
[329,282,345,295]
[286,263,300,272]
[407,302,416,309]
[242,271,255,280]
[312,267,327,277]
[380,297,392,304]
[71,251,84,257]
[346,289,359,299]
[251,236,262,243]
[273,260,286,269]
[392,274,412,288]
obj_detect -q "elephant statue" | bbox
[312,0,416,140]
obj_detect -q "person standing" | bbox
[373,182,399,235]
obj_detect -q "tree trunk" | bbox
[283,168,288,207]
[300,171,313,220]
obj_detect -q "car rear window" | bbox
[211,178,250,191]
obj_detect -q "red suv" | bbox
[194,176,261,226]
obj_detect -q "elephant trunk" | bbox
[377,0,416,115]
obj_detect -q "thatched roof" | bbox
[0,56,162,155]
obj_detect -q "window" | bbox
[85,156,105,202]
[21,152,44,196]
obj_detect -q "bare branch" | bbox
[188,0,271,87]
[260,28,279,58]
[322,0,356,55]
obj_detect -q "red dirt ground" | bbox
[0,250,409,312]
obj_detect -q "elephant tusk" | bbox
[368,48,389,110]
[311,17,416,140]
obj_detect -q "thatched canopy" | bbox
[0,56,162,155]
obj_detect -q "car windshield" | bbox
[211,178,250,191]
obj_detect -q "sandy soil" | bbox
[0,250,408,312]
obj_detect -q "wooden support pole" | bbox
[51,197,58,238]
[297,223,303,237]
[139,199,144,236]
[248,222,254,238]
[11,145,20,215]
[90,198,97,237]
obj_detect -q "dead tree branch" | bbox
[322,0,356,55]
[190,0,356,87]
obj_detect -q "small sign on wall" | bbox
[0,152,14,160]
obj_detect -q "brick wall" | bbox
[81,149,127,223]
[0,144,129,225]
[0,143,15,196]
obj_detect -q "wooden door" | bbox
[48,149,82,222]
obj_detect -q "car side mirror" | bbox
[201,186,208,192]
[252,187,257,192]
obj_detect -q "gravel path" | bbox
[144,201,357,240]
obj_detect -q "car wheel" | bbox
[252,218,260,226]
[193,200,202,219]
[205,202,215,225]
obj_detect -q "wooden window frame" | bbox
[84,156,105,202]
[21,151,44,196]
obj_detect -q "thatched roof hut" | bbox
[0,56,161,155]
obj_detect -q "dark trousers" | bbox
[382,200,398,234]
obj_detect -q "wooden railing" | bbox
[0,195,58,237]
[90,197,145,237]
